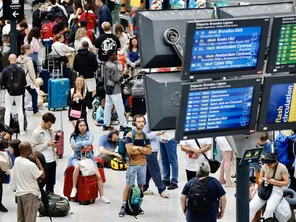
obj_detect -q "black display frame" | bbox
[257,75,296,132]
[266,16,296,73]
[175,77,262,141]
[181,17,270,81]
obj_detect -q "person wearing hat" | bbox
[249,153,289,221]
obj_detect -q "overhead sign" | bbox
[3,0,24,20]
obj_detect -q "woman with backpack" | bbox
[68,118,110,204]
[17,44,41,116]
[249,153,289,221]
[180,161,227,222]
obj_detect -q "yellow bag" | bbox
[111,158,128,171]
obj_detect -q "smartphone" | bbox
[54,141,58,144]
[188,153,193,158]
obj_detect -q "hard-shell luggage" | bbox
[63,166,98,204]
[94,157,106,183]
[48,78,70,111]
[131,97,146,116]
[54,111,64,158]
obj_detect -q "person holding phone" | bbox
[31,113,57,194]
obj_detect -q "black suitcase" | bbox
[131,97,146,116]
[0,107,5,122]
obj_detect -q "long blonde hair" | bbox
[75,28,87,41]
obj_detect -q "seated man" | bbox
[98,129,122,168]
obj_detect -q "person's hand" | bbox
[217,211,224,219]
[5,169,10,175]
[268,179,276,185]
[193,148,201,155]
[77,94,83,100]
[32,152,39,162]
[7,146,14,155]
[162,138,168,143]
[131,63,136,68]
[84,146,90,151]
[116,153,122,158]
[156,131,164,136]
[47,141,56,147]
[73,94,78,101]
[192,153,198,159]
[72,144,77,151]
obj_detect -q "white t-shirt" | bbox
[42,130,55,163]
[180,138,212,172]
[12,157,42,197]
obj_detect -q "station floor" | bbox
[0,110,236,222]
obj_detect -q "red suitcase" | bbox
[95,157,106,183]
[54,111,64,158]
[63,166,98,204]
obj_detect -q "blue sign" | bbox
[184,87,254,132]
[190,26,262,72]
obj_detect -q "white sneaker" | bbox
[160,191,170,198]
[99,196,110,204]
[33,112,42,116]
[143,190,154,195]
[70,188,77,198]
[20,130,26,136]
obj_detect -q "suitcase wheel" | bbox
[91,199,95,204]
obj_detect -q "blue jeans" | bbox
[144,152,166,194]
[126,164,146,186]
[29,52,41,73]
[159,139,178,184]
[25,86,38,113]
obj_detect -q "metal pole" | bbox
[10,20,17,55]
[236,157,250,222]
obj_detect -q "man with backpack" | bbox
[119,114,152,217]
[48,0,68,21]
[0,54,26,136]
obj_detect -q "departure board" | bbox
[184,87,254,132]
[190,27,262,72]
[267,16,296,73]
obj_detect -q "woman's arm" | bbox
[75,132,93,147]
[67,91,74,106]
[124,49,132,65]
[258,167,265,185]
[73,8,82,19]
[269,172,289,187]
[180,144,199,155]
[27,60,36,84]
[180,194,187,215]
[218,195,227,219]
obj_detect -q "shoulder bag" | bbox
[195,139,221,174]
[258,163,278,201]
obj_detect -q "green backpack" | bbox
[92,97,101,120]
[126,185,144,217]
[118,130,146,163]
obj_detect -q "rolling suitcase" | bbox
[48,78,70,111]
[63,166,98,204]
[94,157,106,183]
[131,97,146,116]
[54,111,64,158]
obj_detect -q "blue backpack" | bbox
[275,132,294,168]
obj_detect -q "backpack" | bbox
[118,130,146,163]
[187,177,213,212]
[126,185,144,217]
[50,6,67,23]
[274,132,294,168]
[287,134,296,163]
[38,193,70,217]
[79,11,96,30]
[92,97,101,120]
[6,66,25,96]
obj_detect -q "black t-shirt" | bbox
[16,30,25,56]
[94,33,121,62]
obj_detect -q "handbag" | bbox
[274,197,292,222]
[79,158,97,176]
[195,139,221,174]
[258,163,278,201]
[0,150,11,171]
[69,109,82,118]
[52,45,69,64]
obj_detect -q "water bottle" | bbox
[133,196,139,204]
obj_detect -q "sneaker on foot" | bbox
[70,188,77,198]
[160,191,170,198]
[143,190,154,195]
[103,125,114,131]
[139,207,144,215]
[167,182,178,190]
[99,196,110,204]
[0,204,8,212]
[162,180,170,187]
[20,130,26,136]
[33,112,42,116]
[119,206,126,217]
[120,126,132,132]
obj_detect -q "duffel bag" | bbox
[38,193,70,217]
[111,158,128,171]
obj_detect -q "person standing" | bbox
[10,141,45,222]
[180,138,212,182]
[1,35,10,70]
[142,115,169,198]
[73,41,98,100]
[95,0,112,34]
[103,50,129,131]
[0,54,26,136]
[16,22,29,57]
[119,115,152,217]
[17,44,42,116]
[31,113,57,194]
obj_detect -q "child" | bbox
[95,98,105,126]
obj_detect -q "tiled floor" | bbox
[0,110,236,222]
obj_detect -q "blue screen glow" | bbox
[184,87,254,132]
[190,26,262,72]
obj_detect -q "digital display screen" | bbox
[184,87,254,132]
[266,83,296,124]
[190,27,262,72]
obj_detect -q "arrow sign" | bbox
[12,11,19,18]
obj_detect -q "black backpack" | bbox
[38,193,70,217]
[6,67,25,96]
[187,177,213,212]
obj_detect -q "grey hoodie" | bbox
[16,56,36,89]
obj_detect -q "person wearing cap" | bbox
[249,153,289,221]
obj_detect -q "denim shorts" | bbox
[126,164,146,186]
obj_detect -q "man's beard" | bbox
[136,126,142,131]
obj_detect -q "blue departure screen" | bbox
[190,27,262,72]
[184,87,254,132]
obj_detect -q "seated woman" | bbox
[249,153,289,221]
[7,139,21,167]
[124,37,140,76]
[69,118,110,204]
